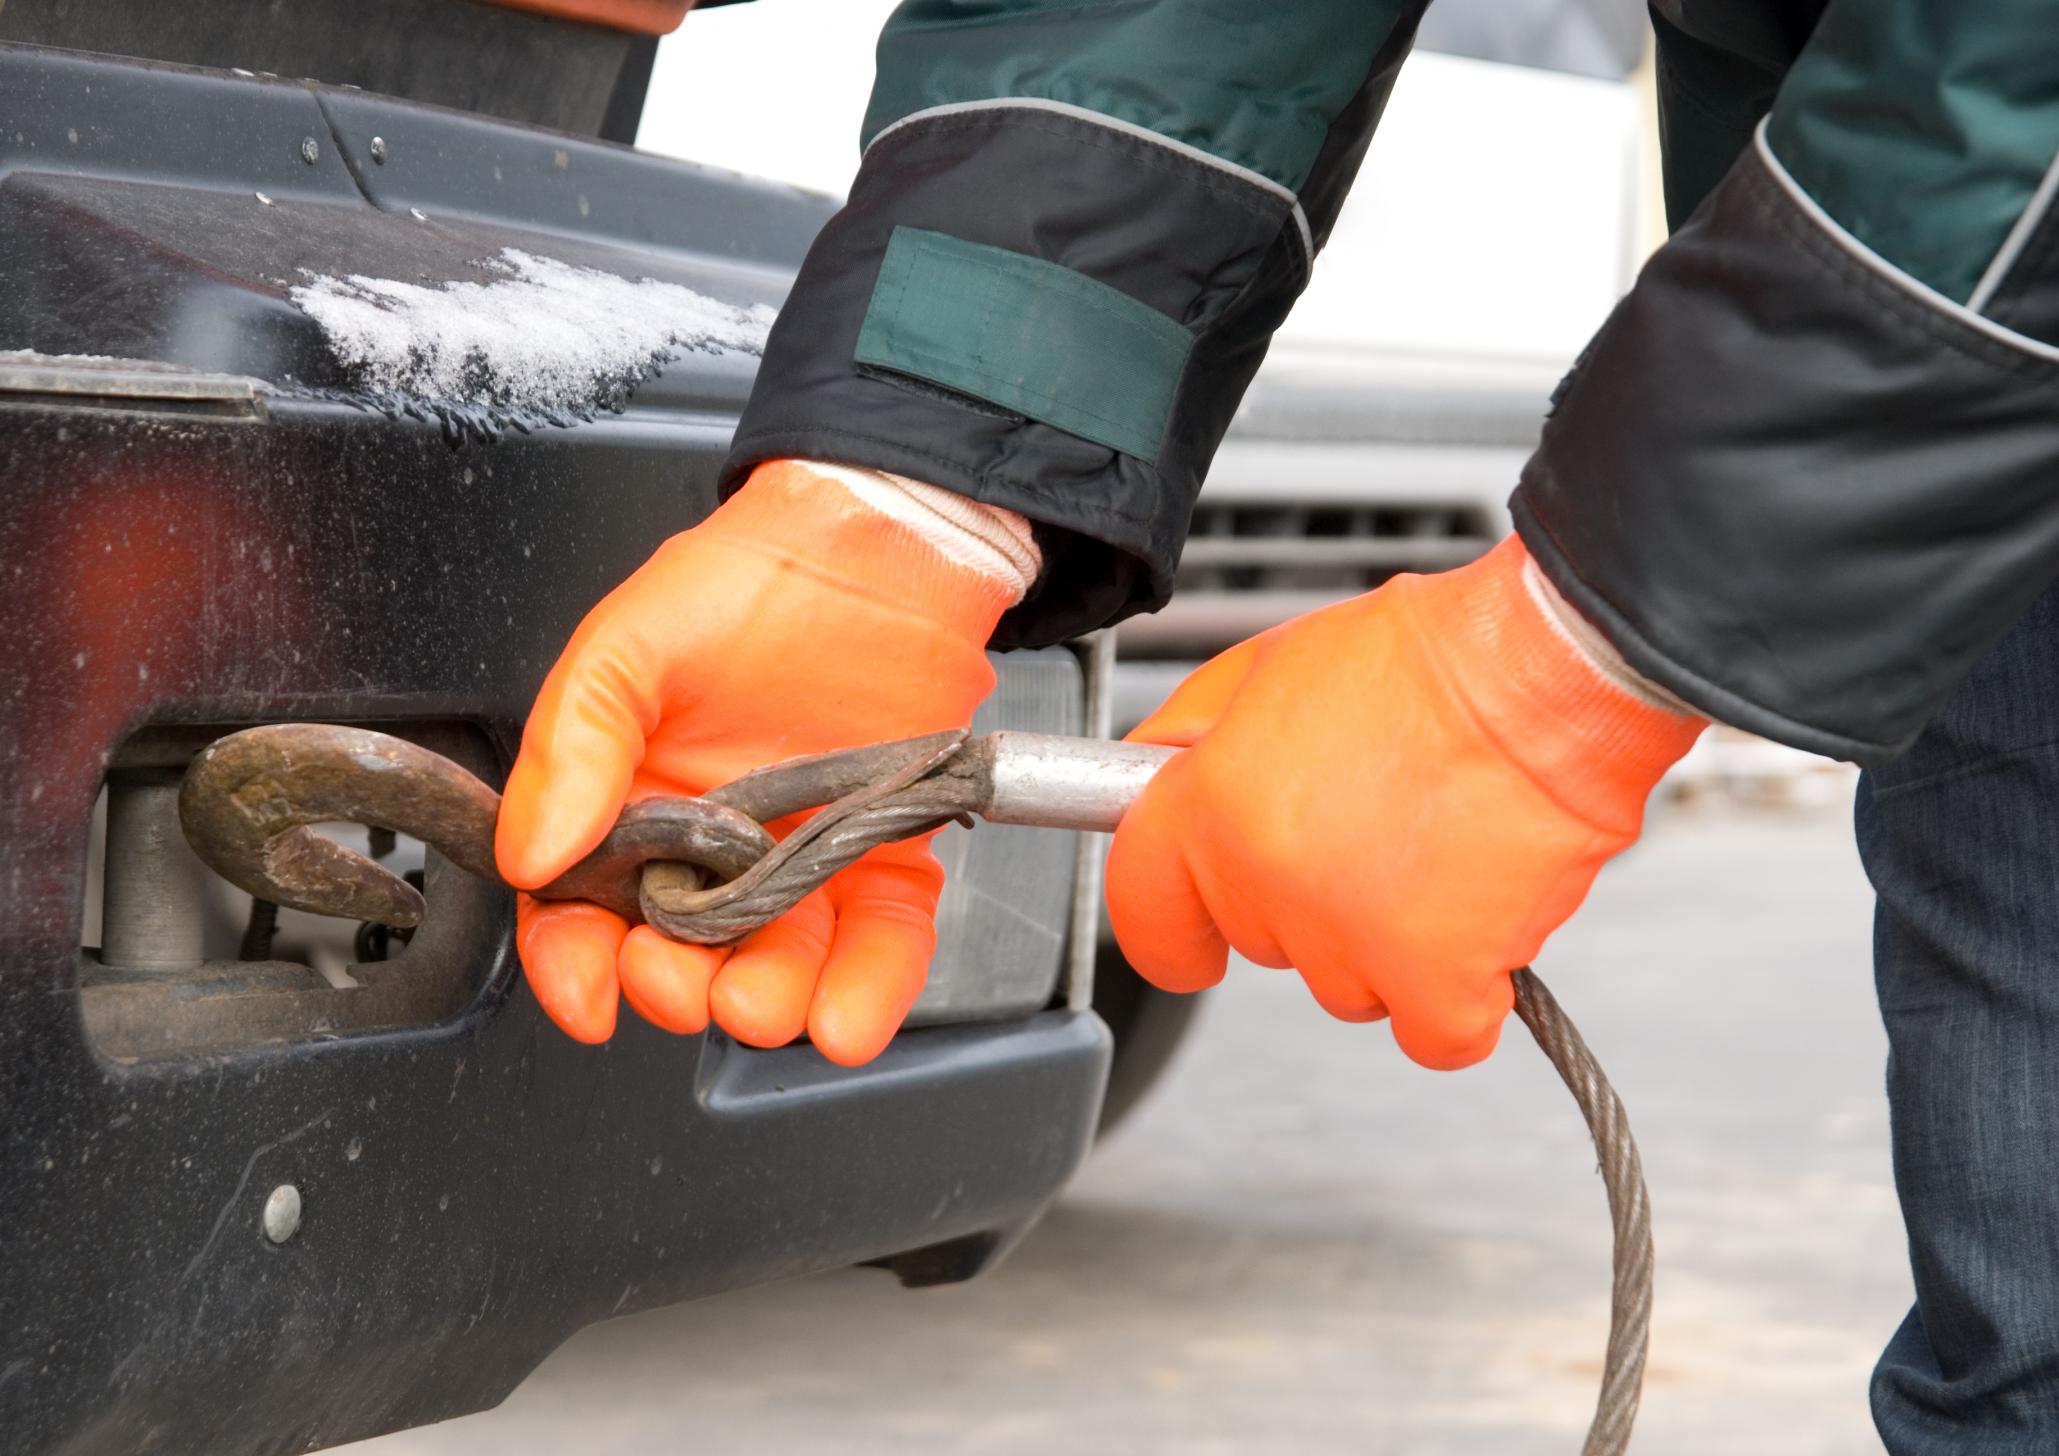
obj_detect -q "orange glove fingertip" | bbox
[1389,969,1517,1071]
[497,599,670,889]
[1126,634,1267,748]
[516,897,627,1043]
[708,890,835,1048]
[807,995,909,1068]
[618,926,726,1035]
[1293,953,1390,1024]
[807,864,939,1067]
[497,726,640,890]
[1106,760,1234,995]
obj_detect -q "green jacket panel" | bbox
[864,0,1399,198]
[1769,0,2059,303]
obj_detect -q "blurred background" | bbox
[353,2,1900,1450]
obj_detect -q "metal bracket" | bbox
[0,351,268,420]
[1063,629,1119,1012]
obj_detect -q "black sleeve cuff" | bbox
[719,106,1309,649]
[1514,141,2059,765]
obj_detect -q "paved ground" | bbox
[355,795,1906,1455]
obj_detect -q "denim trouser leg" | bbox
[1859,582,2059,1453]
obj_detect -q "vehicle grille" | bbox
[1118,452,1527,660]
[1115,356,1552,660]
[1178,498,1498,591]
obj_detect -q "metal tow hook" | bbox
[176,722,1178,946]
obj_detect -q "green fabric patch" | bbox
[855,227,1193,461]
[1768,0,2059,303]
[864,0,1402,194]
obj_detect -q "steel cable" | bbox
[1511,967,1651,1454]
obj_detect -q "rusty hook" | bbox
[176,723,780,929]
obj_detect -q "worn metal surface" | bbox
[179,725,1179,947]
[0,351,267,418]
[81,721,514,1063]
[636,733,987,943]
[176,723,970,940]
[925,645,1088,1025]
[177,722,773,927]
[0,46,1106,1456]
[178,724,506,926]
[633,732,1181,941]
[100,773,209,971]
[982,733,1180,834]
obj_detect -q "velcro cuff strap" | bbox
[854,227,1193,462]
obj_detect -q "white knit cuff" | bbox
[793,459,1043,603]
[1520,555,1701,718]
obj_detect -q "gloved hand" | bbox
[496,458,1037,1063]
[1105,537,1705,1069]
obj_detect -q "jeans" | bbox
[1859,580,2059,1452]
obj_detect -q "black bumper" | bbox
[0,44,1110,1454]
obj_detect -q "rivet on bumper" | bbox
[262,1184,302,1244]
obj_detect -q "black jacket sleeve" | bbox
[719,0,1429,648]
[1518,1,2059,763]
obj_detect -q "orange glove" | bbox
[1105,537,1705,1070]
[496,458,1034,1063]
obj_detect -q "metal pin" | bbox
[102,771,208,971]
